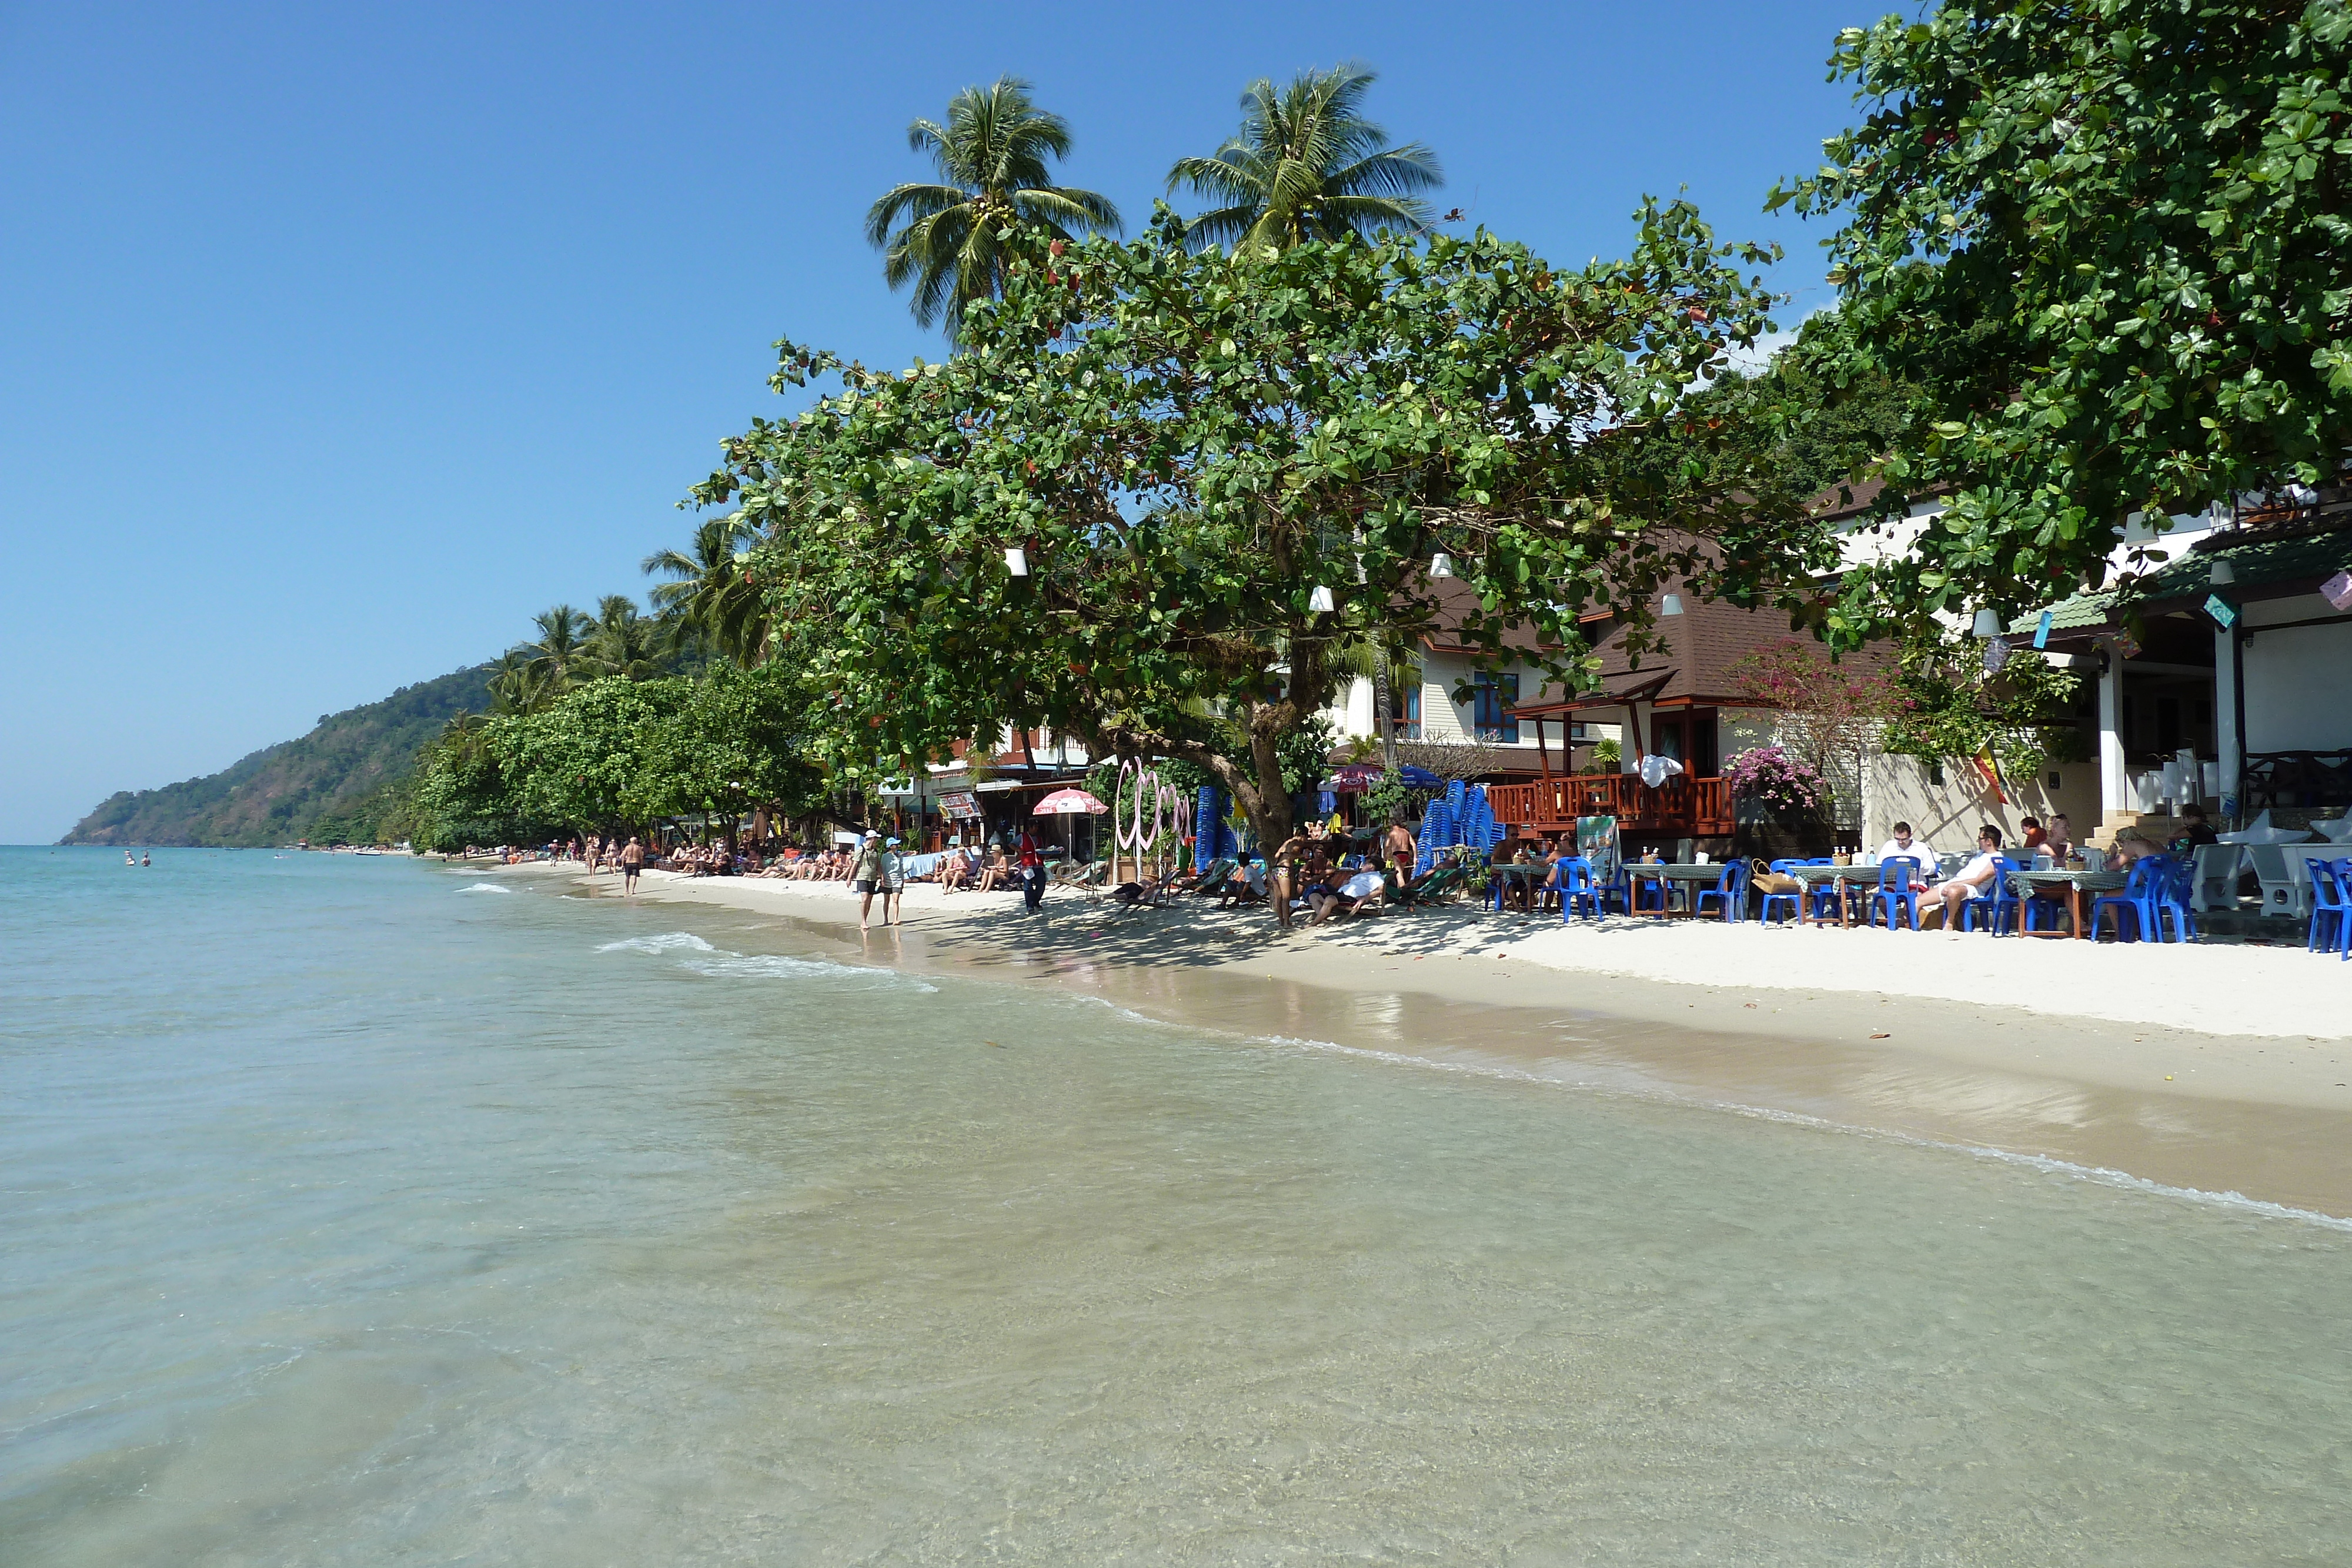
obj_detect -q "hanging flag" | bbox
[2031,610,2054,649]
[2323,570,2352,613]
[2203,593,2238,628]
[1971,744,2007,804]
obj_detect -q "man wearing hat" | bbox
[850,830,887,931]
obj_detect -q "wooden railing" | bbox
[1485,774,1736,837]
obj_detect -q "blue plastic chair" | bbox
[2308,858,2351,958]
[1801,857,1843,922]
[2153,854,2199,942]
[2092,855,2174,942]
[1758,858,1804,926]
[1556,857,1601,922]
[1626,864,1671,915]
[2022,876,2073,935]
[1694,858,1749,922]
[1870,857,1922,931]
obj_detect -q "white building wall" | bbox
[2241,600,2352,752]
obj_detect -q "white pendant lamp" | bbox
[1005,546,1029,577]
[1659,592,1685,617]
[1429,552,1455,579]
[1971,607,2001,638]
[1307,585,1336,613]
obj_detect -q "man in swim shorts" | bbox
[620,836,645,894]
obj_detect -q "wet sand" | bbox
[528,864,2352,1219]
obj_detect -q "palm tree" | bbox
[866,76,1122,336]
[487,650,557,716]
[518,604,593,692]
[1167,64,1441,253]
[642,516,769,665]
[582,594,665,681]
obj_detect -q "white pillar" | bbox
[2214,624,2241,814]
[2097,644,2129,818]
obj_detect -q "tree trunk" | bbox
[1373,656,1398,771]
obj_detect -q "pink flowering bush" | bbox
[1722,744,1825,813]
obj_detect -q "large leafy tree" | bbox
[1167,63,1442,252]
[692,204,1817,860]
[864,76,1122,337]
[627,661,827,833]
[1773,0,2352,640]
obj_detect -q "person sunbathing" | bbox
[975,844,1008,894]
[1311,857,1389,924]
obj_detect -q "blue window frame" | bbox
[1474,672,1519,743]
[1390,681,1421,740]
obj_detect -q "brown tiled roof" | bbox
[1516,593,1891,713]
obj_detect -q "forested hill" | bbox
[62,663,495,846]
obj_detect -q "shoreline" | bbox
[500,860,2352,1218]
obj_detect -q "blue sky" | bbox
[0,0,1884,842]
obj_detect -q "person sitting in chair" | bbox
[1922,825,2005,930]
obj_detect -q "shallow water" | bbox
[6,847,2350,1564]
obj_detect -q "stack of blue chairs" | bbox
[1193,787,1241,872]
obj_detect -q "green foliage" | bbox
[866,76,1122,336]
[1883,636,2091,783]
[1773,0,2352,638]
[1648,309,1934,509]
[61,663,499,847]
[1167,63,1443,252]
[1584,737,1622,774]
[407,666,825,849]
[694,203,1810,851]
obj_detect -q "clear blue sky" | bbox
[0,0,1886,843]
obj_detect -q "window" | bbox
[1474,672,1520,743]
[1389,680,1421,741]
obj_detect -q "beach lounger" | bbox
[1395,865,1473,908]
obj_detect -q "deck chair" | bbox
[1176,857,1237,896]
[1396,864,1472,908]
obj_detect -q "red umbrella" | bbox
[1032,788,1108,815]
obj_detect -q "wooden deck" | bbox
[1486,774,1735,838]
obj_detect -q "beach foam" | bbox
[677,952,937,991]
[597,932,715,954]
[458,882,513,894]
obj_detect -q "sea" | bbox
[5,845,2350,1564]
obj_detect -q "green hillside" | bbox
[62,664,496,847]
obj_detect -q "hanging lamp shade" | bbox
[1971,607,2001,638]
[1429,552,1455,579]
[2209,559,2235,586]
[1659,593,1685,617]
[1308,585,1336,613]
[1004,546,1029,577]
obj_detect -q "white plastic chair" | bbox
[2247,844,2316,920]
[2189,843,2244,912]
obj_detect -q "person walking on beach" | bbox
[619,836,645,894]
[1017,828,1045,914]
[851,831,887,930]
[881,837,908,926]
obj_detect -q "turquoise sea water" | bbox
[5,845,2351,1564]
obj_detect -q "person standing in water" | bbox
[125,851,135,867]
[619,836,645,894]
[881,837,908,927]
[141,852,151,867]
[850,831,887,931]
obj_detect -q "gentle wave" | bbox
[458,883,513,894]
[1258,1033,2352,1235]
[678,952,937,992]
[597,932,716,954]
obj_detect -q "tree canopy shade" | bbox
[691,205,1820,852]
[865,77,1122,337]
[1167,63,1443,252]
[1773,0,2352,640]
